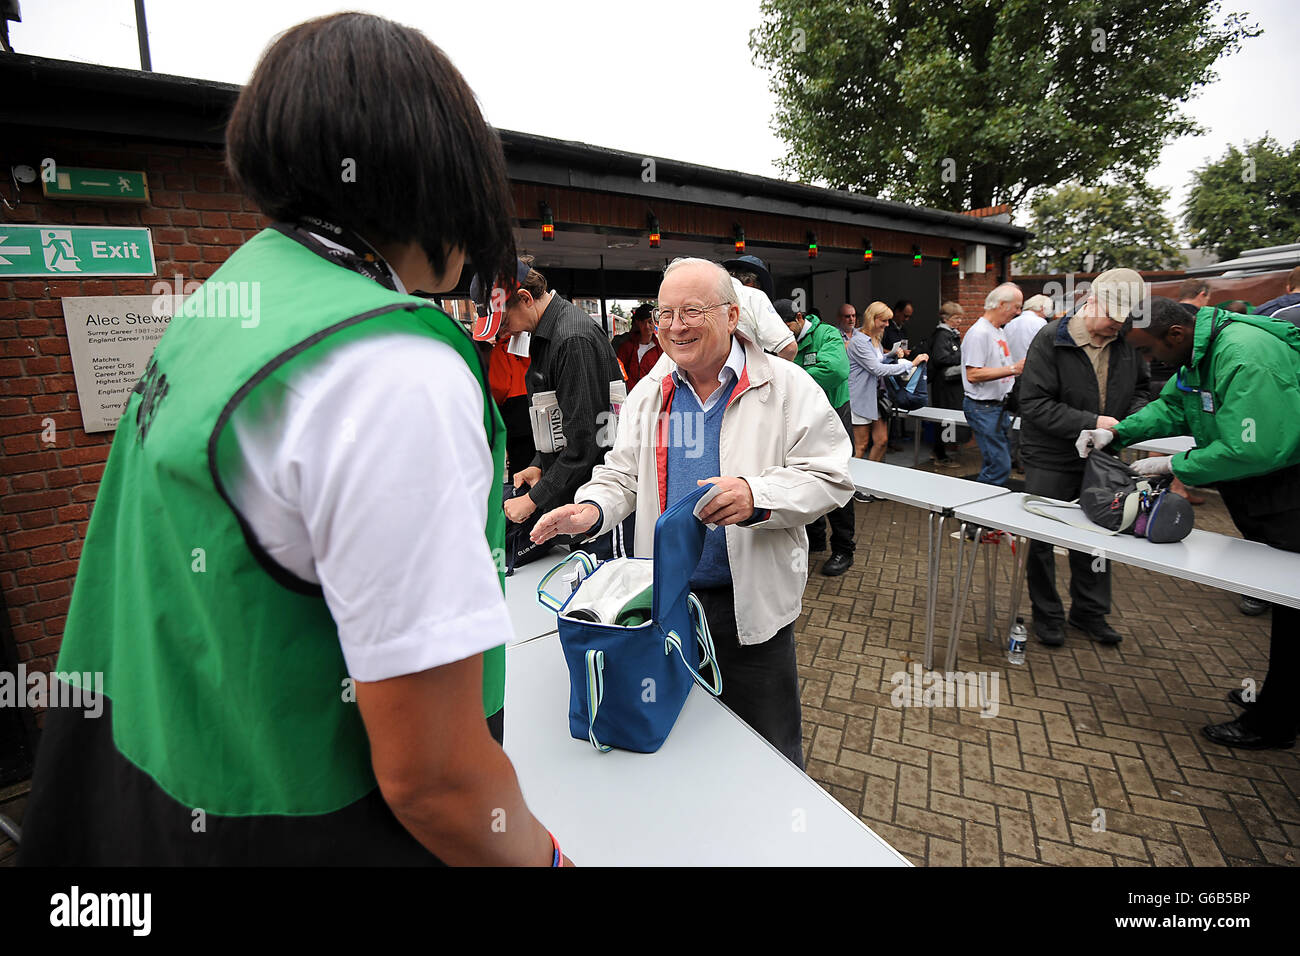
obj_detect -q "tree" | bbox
[750,0,1257,212]
[1184,137,1300,261]
[609,302,628,319]
[1016,180,1184,273]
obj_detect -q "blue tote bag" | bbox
[536,483,722,753]
[884,362,928,410]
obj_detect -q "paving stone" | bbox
[792,495,1296,867]
[1176,824,1226,867]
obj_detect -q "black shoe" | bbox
[1034,621,1065,647]
[1227,688,1259,709]
[853,491,873,503]
[1239,595,1270,616]
[821,552,853,577]
[1068,615,1122,644]
[808,539,827,554]
[1202,718,1295,750]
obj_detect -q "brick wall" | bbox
[940,268,1000,336]
[0,133,267,694]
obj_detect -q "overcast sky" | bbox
[11,0,1297,243]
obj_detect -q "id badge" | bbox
[803,351,817,366]
[1200,391,1215,414]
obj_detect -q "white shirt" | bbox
[1003,310,1047,364]
[961,316,1015,402]
[668,335,746,412]
[732,279,796,355]
[218,331,515,683]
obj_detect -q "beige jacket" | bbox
[575,335,853,644]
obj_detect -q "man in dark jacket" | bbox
[1018,268,1151,647]
[1254,265,1300,321]
[476,257,626,555]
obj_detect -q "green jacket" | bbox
[1113,307,1300,486]
[794,315,850,409]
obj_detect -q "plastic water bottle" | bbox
[1008,617,1027,666]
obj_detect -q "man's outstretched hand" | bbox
[531,503,601,544]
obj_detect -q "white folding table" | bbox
[503,633,910,866]
[907,406,1019,467]
[1127,435,1196,455]
[943,491,1300,670]
[848,458,1013,668]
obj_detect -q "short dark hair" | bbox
[1176,278,1210,301]
[631,303,654,322]
[1122,296,1195,338]
[894,299,913,313]
[226,13,516,293]
[727,268,760,288]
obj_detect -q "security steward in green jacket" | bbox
[1077,298,1300,750]
[776,299,855,577]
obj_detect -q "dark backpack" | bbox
[1024,450,1193,542]
[883,362,929,411]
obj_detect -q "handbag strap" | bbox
[537,551,598,611]
[662,593,723,697]
[1021,494,1139,535]
[583,649,612,752]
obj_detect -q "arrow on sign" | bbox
[0,235,33,266]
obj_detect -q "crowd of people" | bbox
[18,11,1298,869]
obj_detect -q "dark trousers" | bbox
[1218,490,1300,737]
[1024,466,1111,626]
[694,586,804,768]
[806,401,855,555]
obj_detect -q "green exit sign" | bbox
[0,225,156,278]
[42,167,150,203]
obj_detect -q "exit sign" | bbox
[42,167,150,203]
[0,225,156,278]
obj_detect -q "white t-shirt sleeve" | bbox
[223,332,514,683]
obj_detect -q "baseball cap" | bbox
[772,298,798,323]
[468,258,532,341]
[721,254,775,299]
[1091,268,1146,322]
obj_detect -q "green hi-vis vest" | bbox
[56,228,506,817]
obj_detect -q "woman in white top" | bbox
[846,301,927,461]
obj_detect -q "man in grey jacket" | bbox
[531,258,852,766]
[1018,268,1151,647]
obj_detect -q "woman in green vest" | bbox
[20,13,569,866]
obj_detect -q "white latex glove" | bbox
[1075,428,1115,458]
[1131,456,1174,477]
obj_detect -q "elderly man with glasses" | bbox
[531,258,853,766]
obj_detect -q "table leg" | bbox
[923,511,945,670]
[945,523,982,673]
[1003,534,1031,641]
[977,535,998,647]
[913,417,921,468]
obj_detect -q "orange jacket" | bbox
[488,339,529,405]
[617,338,663,392]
